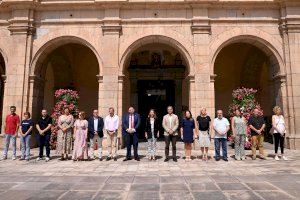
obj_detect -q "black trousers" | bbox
[165,135,177,158]
[39,134,50,158]
[125,133,138,158]
[274,133,285,154]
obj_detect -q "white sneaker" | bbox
[45,157,50,162]
[0,156,7,161]
[282,156,288,161]
[275,155,280,161]
[11,156,16,160]
[36,157,43,161]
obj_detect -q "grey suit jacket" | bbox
[162,114,179,136]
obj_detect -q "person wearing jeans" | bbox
[20,112,33,161]
[88,109,104,161]
[104,107,119,161]
[213,110,230,161]
[2,106,20,160]
[36,109,52,162]
[162,106,179,162]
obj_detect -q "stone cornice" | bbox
[101,25,122,35]
[1,75,7,83]
[8,24,35,35]
[210,74,217,82]
[272,73,287,83]
[96,75,103,83]
[29,75,44,83]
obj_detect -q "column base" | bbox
[286,136,300,150]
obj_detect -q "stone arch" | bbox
[209,27,285,76]
[119,35,194,76]
[31,35,103,76]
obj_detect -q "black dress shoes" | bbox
[123,157,131,161]
[114,157,117,161]
[106,157,111,161]
[164,158,169,162]
[173,157,178,162]
[135,157,140,161]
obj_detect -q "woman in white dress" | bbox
[72,111,88,161]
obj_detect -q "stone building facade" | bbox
[0,0,300,148]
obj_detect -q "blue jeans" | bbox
[20,135,31,159]
[214,138,227,159]
[3,134,17,157]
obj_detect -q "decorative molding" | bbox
[191,18,211,35]
[118,75,125,83]
[210,74,217,82]
[96,75,103,83]
[101,25,122,36]
[8,25,35,35]
[1,75,7,83]
[29,75,43,83]
[188,75,195,83]
[272,73,287,83]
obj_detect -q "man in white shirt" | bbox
[88,110,104,161]
[213,110,230,161]
[104,107,119,161]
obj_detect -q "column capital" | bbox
[118,75,125,83]
[1,75,7,83]
[96,75,103,83]
[29,75,43,83]
[188,75,195,83]
[272,73,287,83]
[8,24,35,35]
[210,74,217,82]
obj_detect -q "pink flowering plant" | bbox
[50,89,79,149]
[228,87,264,148]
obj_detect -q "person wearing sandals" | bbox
[180,110,196,162]
[72,111,88,161]
[56,107,74,160]
[272,106,287,161]
[196,108,211,161]
[145,109,160,160]
[231,109,247,161]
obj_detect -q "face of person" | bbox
[276,108,281,115]
[149,110,155,117]
[24,113,29,119]
[167,107,173,114]
[79,112,84,120]
[10,107,16,114]
[185,111,191,118]
[109,108,114,115]
[41,110,47,117]
[93,110,98,118]
[201,108,206,116]
[253,109,259,117]
[64,108,70,115]
[235,110,241,116]
[128,107,134,114]
[217,110,223,119]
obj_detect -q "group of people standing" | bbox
[1,104,288,162]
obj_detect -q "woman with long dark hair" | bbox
[145,109,160,160]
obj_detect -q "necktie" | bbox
[131,115,134,129]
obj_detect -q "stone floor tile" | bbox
[217,183,248,190]
[133,176,160,184]
[223,191,262,200]
[192,191,228,200]
[43,182,74,190]
[60,191,97,200]
[127,191,160,200]
[106,176,134,184]
[185,176,212,183]
[101,183,131,191]
[130,183,159,191]
[0,182,19,190]
[210,175,240,183]
[160,183,189,191]
[93,191,127,200]
[71,182,102,190]
[160,176,185,184]
[245,182,278,190]
[160,191,193,200]
[189,182,219,191]
[256,191,295,200]
[10,182,51,190]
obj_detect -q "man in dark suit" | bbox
[122,107,141,161]
[88,109,104,161]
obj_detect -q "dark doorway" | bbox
[137,80,175,139]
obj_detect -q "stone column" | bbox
[99,8,122,117]
[191,7,213,117]
[2,9,35,126]
[280,9,300,149]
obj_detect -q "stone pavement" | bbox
[0,141,299,200]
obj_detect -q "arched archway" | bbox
[0,52,6,131]
[213,37,284,122]
[121,36,192,137]
[31,39,100,119]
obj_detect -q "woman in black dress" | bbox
[180,110,196,161]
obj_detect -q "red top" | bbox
[5,114,20,134]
